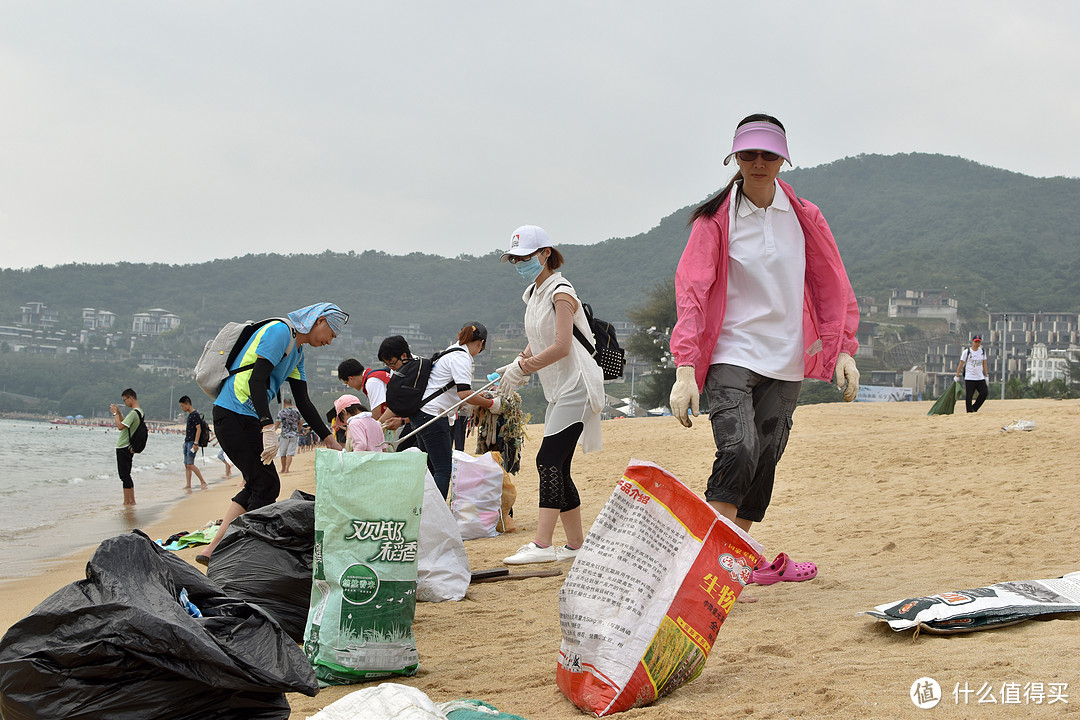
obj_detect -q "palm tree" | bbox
[1005,376,1031,399]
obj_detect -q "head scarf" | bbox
[287,302,348,335]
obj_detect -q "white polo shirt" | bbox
[711,180,806,381]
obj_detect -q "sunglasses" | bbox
[736,150,781,162]
[508,251,541,265]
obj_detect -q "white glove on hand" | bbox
[260,427,279,464]
[669,366,699,428]
[834,352,860,403]
[487,396,502,415]
[497,359,526,397]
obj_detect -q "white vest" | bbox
[523,272,605,412]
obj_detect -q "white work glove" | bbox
[669,366,699,428]
[834,352,860,403]
[260,426,279,464]
[496,359,526,397]
[487,396,503,415]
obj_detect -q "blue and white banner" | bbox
[856,385,914,402]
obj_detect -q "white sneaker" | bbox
[556,545,579,563]
[503,542,557,565]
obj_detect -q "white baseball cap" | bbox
[500,225,551,262]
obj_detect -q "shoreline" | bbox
[0,450,317,619]
[0,419,228,581]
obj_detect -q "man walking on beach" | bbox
[955,335,990,413]
[179,396,209,490]
[110,388,142,506]
[275,397,301,474]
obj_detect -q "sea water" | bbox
[0,418,229,580]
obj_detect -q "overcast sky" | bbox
[2,1,1078,270]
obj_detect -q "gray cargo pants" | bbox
[704,364,801,523]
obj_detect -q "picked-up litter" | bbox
[862,571,1080,635]
[556,459,763,716]
[1002,419,1036,432]
[208,489,316,642]
[0,530,316,720]
[303,450,427,684]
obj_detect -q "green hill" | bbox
[3,152,1079,342]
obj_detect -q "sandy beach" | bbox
[3,398,1078,719]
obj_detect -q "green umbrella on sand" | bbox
[928,380,965,415]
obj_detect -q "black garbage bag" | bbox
[208,489,315,642]
[0,530,317,720]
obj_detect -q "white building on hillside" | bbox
[82,308,117,330]
[132,308,181,335]
[1027,343,1079,383]
[888,289,958,330]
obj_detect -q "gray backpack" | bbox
[194,318,295,400]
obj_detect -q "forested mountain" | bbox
[3,153,1079,346]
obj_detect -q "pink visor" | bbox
[723,121,791,165]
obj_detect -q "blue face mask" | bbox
[516,255,543,282]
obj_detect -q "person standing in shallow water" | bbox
[178,396,208,490]
[669,114,860,587]
[110,388,142,506]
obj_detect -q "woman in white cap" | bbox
[498,226,605,565]
[668,114,860,587]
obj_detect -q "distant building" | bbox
[19,302,60,328]
[1028,342,1079,383]
[135,353,187,374]
[982,312,1080,381]
[132,308,181,335]
[82,308,117,330]
[491,321,526,344]
[888,289,958,330]
[387,323,434,356]
[857,296,879,315]
[855,321,878,359]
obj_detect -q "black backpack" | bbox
[129,409,148,454]
[552,283,626,380]
[385,347,467,418]
[197,413,211,447]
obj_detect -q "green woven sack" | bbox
[302,450,427,685]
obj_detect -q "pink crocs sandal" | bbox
[749,552,817,585]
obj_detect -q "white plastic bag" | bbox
[449,450,503,540]
[306,682,446,720]
[417,468,470,602]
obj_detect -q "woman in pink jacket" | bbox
[668,113,860,587]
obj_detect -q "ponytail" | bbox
[688,172,744,226]
[457,322,488,346]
